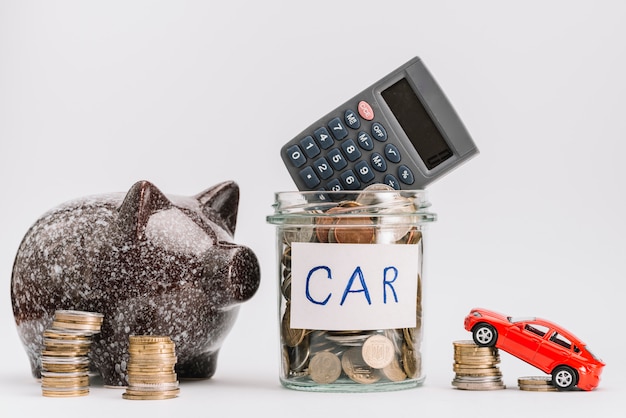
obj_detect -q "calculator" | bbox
[281,56,479,192]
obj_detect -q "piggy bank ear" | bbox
[118,180,172,241]
[195,181,239,236]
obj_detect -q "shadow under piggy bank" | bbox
[10,180,261,386]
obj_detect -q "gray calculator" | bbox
[281,56,479,192]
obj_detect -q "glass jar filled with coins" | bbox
[267,184,436,392]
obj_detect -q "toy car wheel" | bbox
[472,323,497,347]
[551,365,577,391]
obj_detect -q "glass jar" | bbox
[266,186,436,392]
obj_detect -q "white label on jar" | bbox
[290,242,419,330]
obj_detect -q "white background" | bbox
[1,1,624,416]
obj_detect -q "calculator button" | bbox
[313,157,334,180]
[358,100,374,121]
[371,122,387,141]
[314,127,334,149]
[383,174,400,190]
[384,143,401,163]
[344,109,361,129]
[327,148,348,170]
[327,179,343,192]
[340,170,361,190]
[299,166,320,188]
[300,136,320,158]
[355,161,375,183]
[328,117,348,140]
[370,152,387,172]
[397,165,415,185]
[286,144,306,168]
[341,139,361,162]
[356,131,374,151]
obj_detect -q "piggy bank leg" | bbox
[27,350,43,380]
[95,358,129,387]
[176,350,219,379]
[90,337,130,387]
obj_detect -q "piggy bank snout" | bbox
[204,241,260,306]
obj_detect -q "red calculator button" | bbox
[357,101,374,121]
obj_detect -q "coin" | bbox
[280,272,292,301]
[381,356,407,382]
[42,387,90,397]
[401,344,421,379]
[282,217,315,244]
[315,206,345,242]
[308,351,342,384]
[341,347,381,384]
[518,376,557,392]
[122,388,180,400]
[452,378,506,391]
[129,335,172,344]
[281,306,306,347]
[451,340,505,390]
[287,337,310,373]
[355,184,402,207]
[124,334,180,400]
[333,216,375,244]
[361,335,395,369]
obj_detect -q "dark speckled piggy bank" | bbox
[11,180,260,386]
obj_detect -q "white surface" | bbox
[1,1,624,416]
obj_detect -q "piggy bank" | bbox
[10,180,261,386]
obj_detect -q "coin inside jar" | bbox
[361,334,395,369]
[341,347,381,384]
[308,351,342,384]
[333,216,375,244]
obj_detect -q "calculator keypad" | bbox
[286,100,415,191]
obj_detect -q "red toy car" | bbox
[464,308,604,391]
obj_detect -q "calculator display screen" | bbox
[381,78,453,170]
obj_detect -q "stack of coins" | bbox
[41,310,104,397]
[451,340,506,390]
[123,335,180,400]
[278,184,424,387]
[518,376,557,392]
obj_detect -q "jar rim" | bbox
[267,189,437,224]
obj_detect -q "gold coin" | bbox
[518,376,557,391]
[54,310,103,323]
[453,367,502,377]
[128,374,178,385]
[361,335,395,369]
[122,388,180,400]
[381,356,407,382]
[308,351,342,384]
[129,335,173,344]
[41,376,90,388]
[341,347,381,384]
[42,388,89,397]
[401,344,420,379]
[403,328,416,351]
[51,321,102,332]
[280,272,292,301]
[451,379,506,391]
[281,306,306,347]
[43,329,92,340]
[128,353,176,360]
